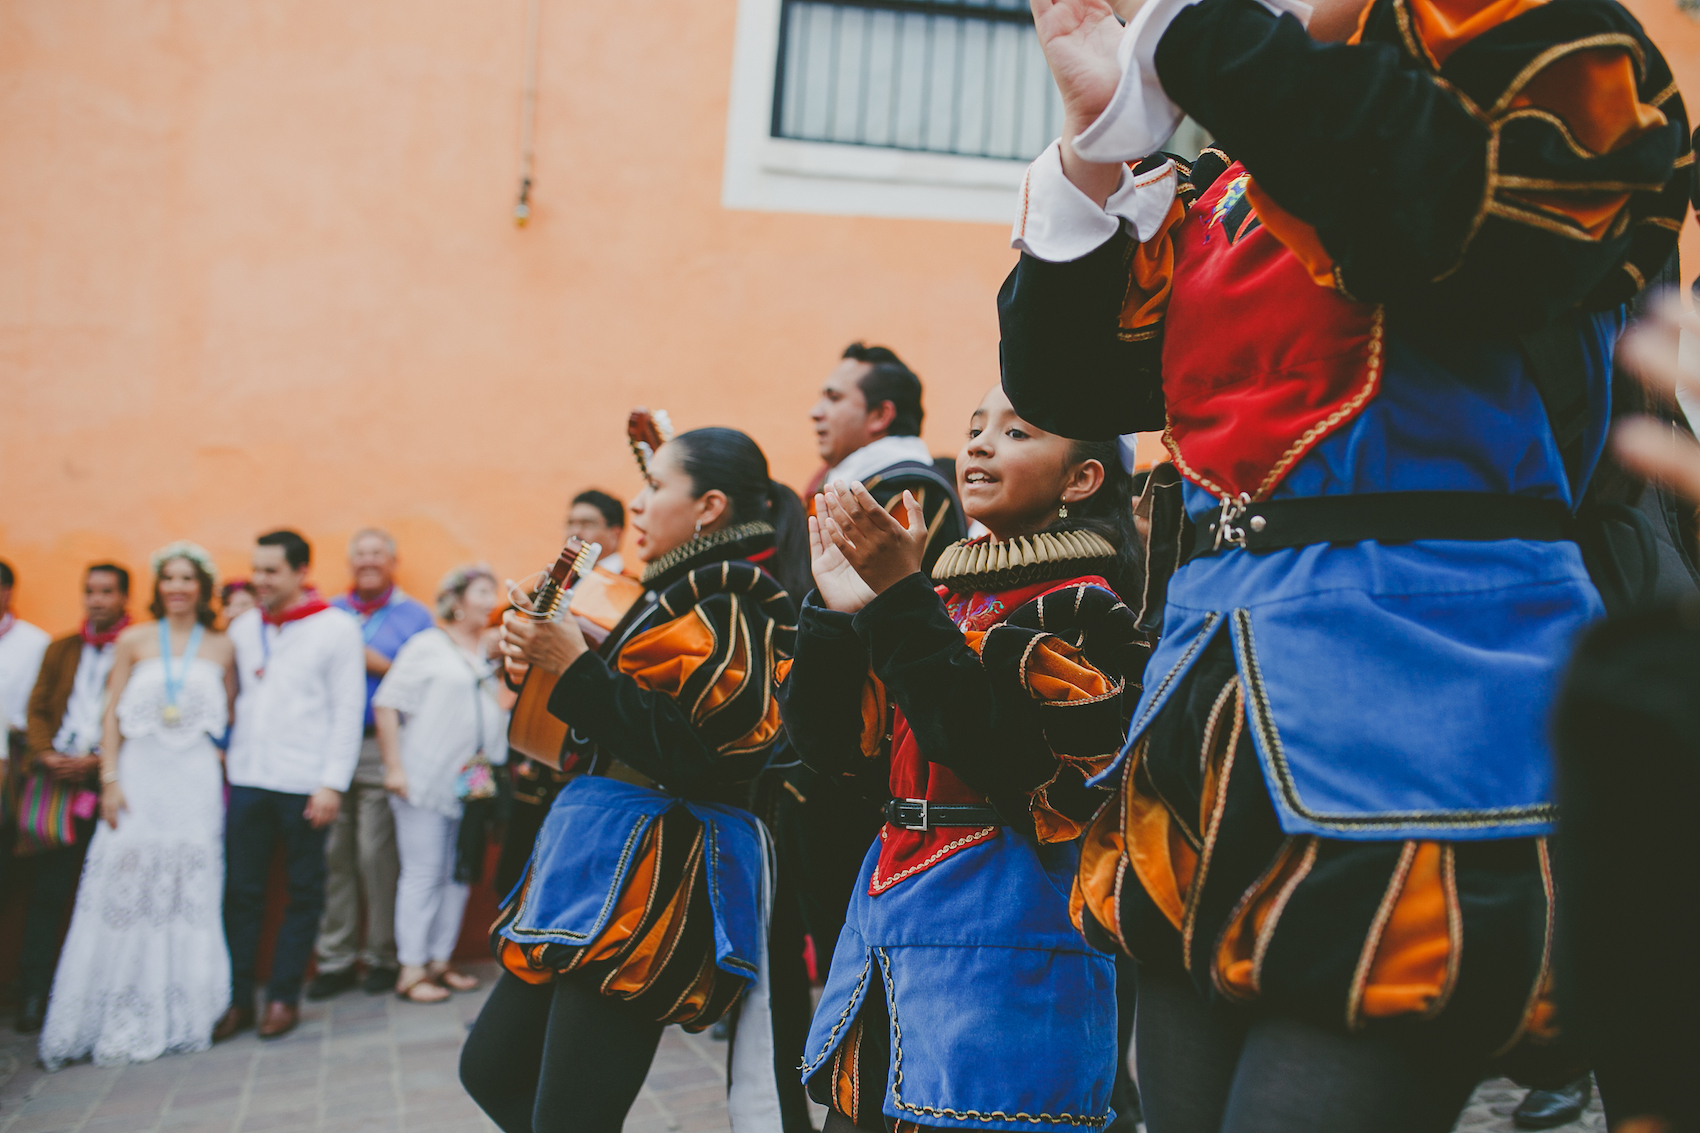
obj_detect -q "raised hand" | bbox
[810,507,878,614]
[1032,0,1127,137]
[1616,300,1700,500]
[821,482,928,596]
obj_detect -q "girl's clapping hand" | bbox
[819,481,927,596]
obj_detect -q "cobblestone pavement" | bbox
[0,963,1602,1133]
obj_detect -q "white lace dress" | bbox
[38,655,232,1069]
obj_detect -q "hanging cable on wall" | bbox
[515,0,542,226]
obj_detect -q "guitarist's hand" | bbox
[501,607,589,676]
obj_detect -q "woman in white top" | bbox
[375,564,508,1003]
[39,543,237,1068]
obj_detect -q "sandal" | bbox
[396,965,451,1004]
[428,962,479,993]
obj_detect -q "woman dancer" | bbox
[779,385,1145,1132]
[39,543,237,1068]
[997,0,1690,1126]
[374,563,508,1003]
[460,427,806,1133]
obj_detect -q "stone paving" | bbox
[0,962,1603,1133]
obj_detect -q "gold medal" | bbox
[161,704,181,725]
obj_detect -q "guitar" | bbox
[505,537,603,768]
[506,408,672,768]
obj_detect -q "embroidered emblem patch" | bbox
[1209,173,1262,244]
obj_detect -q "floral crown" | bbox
[149,540,219,584]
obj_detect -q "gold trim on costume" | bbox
[640,520,774,586]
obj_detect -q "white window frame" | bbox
[721,0,1035,225]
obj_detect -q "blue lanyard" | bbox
[359,600,393,646]
[159,620,204,717]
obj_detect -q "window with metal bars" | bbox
[771,0,1063,162]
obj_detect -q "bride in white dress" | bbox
[39,543,238,1069]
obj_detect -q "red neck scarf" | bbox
[81,613,132,649]
[345,585,393,618]
[264,589,331,627]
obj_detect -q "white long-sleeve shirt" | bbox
[52,642,118,754]
[0,616,50,735]
[227,605,367,795]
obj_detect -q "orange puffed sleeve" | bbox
[1018,635,1124,842]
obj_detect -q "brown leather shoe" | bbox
[212,1004,255,1043]
[256,1000,299,1040]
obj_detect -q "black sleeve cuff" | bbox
[851,573,942,640]
[546,650,614,724]
[799,591,859,640]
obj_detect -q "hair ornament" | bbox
[627,408,676,479]
[149,540,219,584]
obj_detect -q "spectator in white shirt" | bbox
[213,530,365,1043]
[0,559,51,780]
[374,564,509,1002]
[3,559,98,1035]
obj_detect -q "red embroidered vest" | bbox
[867,576,1111,894]
[1161,164,1383,501]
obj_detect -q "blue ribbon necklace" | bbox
[159,620,205,725]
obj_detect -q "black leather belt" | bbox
[1189,492,1574,559]
[883,798,1005,831]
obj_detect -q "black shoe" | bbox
[305,967,360,1001]
[1513,1076,1593,1130]
[362,966,400,995]
[13,995,46,1034]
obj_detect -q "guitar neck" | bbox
[531,541,602,618]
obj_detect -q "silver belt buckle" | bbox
[893,798,930,831]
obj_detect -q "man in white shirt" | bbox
[0,559,49,1025]
[0,560,51,780]
[214,530,365,1042]
[806,342,965,573]
[14,563,130,1033]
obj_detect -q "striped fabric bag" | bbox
[13,773,92,856]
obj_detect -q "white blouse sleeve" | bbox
[372,631,439,716]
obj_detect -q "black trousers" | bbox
[14,816,96,999]
[1133,965,1481,1133]
[224,785,330,1006]
[461,972,666,1133]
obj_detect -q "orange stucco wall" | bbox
[3,0,1698,630]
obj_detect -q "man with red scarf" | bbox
[215,530,365,1042]
[15,563,131,1033]
[309,527,432,1001]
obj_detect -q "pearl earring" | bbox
[1058,502,1069,518]
[694,518,704,538]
